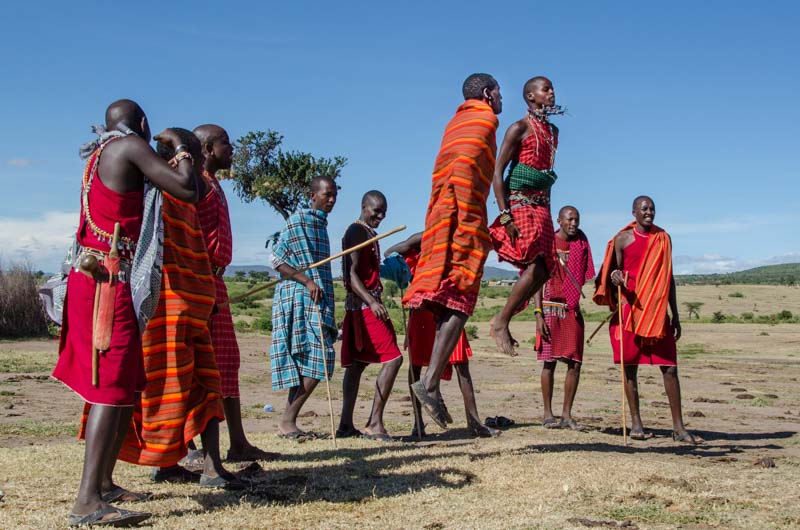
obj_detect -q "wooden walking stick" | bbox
[618,271,629,446]
[586,312,614,345]
[223,225,407,308]
[315,303,338,449]
[91,283,101,387]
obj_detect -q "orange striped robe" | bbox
[402,99,498,315]
[115,193,224,466]
[593,222,673,341]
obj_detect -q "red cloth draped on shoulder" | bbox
[593,222,672,341]
[53,139,146,407]
[196,170,240,398]
[114,194,224,467]
[402,99,498,316]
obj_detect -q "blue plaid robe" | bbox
[269,209,336,391]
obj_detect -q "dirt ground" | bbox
[1,318,799,528]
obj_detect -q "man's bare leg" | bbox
[339,362,367,433]
[491,256,549,355]
[409,364,426,435]
[100,405,137,495]
[364,356,403,435]
[560,360,583,429]
[279,376,320,435]
[71,405,128,516]
[454,362,497,437]
[540,361,557,425]
[199,418,238,481]
[623,365,647,438]
[661,366,703,443]
[224,397,274,460]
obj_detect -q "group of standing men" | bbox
[52,72,701,526]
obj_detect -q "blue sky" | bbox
[1,1,798,274]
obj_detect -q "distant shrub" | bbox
[778,310,793,321]
[465,325,479,340]
[235,298,259,310]
[728,291,745,298]
[741,312,754,321]
[251,317,272,332]
[384,298,398,309]
[0,261,49,338]
[383,280,399,298]
[234,320,251,332]
[712,311,726,323]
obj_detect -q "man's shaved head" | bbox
[524,76,550,95]
[105,99,146,133]
[361,190,386,207]
[193,124,227,145]
[632,195,654,210]
[558,205,578,219]
[310,175,337,193]
[462,73,498,100]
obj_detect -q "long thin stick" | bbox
[400,288,423,441]
[586,312,614,345]
[91,284,101,387]
[619,272,629,447]
[315,303,337,449]
[225,225,407,307]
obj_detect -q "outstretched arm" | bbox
[384,231,422,257]
[125,130,198,203]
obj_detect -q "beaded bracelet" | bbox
[172,151,193,164]
[533,307,543,315]
[499,208,510,215]
[499,213,513,225]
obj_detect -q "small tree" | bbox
[683,301,704,320]
[230,130,347,220]
[234,270,247,281]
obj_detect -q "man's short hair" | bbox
[632,195,654,210]
[156,128,202,161]
[523,76,549,97]
[558,205,578,218]
[362,190,386,207]
[311,175,337,193]
[462,73,498,100]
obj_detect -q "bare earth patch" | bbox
[0,322,799,528]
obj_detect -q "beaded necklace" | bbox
[81,138,137,252]
[354,219,380,263]
[526,112,558,170]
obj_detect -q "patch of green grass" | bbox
[0,350,56,373]
[748,397,776,407]
[0,420,77,437]
[606,501,718,525]
[0,390,16,396]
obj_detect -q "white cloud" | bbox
[7,158,33,168]
[673,252,800,275]
[0,211,77,271]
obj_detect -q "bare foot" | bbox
[490,316,517,356]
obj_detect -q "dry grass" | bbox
[1,287,799,528]
[0,262,49,338]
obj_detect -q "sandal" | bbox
[630,429,654,441]
[485,416,515,429]
[199,473,248,490]
[542,417,561,429]
[559,418,588,432]
[67,505,150,527]
[470,423,501,438]
[226,447,280,462]
[278,431,312,443]
[150,465,200,483]
[335,425,363,439]
[100,487,152,504]
[411,381,448,429]
[178,449,205,471]
[362,432,394,442]
[439,398,454,424]
[673,430,704,445]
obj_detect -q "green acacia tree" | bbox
[228,130,347,220]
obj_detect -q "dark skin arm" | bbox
[491,120,527,245]
[97,130,198,203]
[276,264,323,303]
[667,236,681,341]
[383,231,422,257]
[532,288,550,342]
[344,224,389,321]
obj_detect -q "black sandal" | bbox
[411,381,448,429]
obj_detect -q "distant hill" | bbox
[225,265,276,278]
[483,266,518,280]
[676,263,800,285]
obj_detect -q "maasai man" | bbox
[489,76,560,355]
[270,176,338,440]
[386,232,498,438]
[403,73,502,429]
[52,100,197,526]
[532,206,594,430]
[116,128,245,489]
[338,191,403,440]
[593,196,703,444]
[193,124,274,462]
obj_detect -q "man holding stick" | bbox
[193,124,274,462]
[337,191,403,441]
[532,206,594,430]
[403,73,502,429]
[593,195,703,444]
[52,100,197,526]
[270,176,338,440]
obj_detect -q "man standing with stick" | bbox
[403,73,502,429]
[593,196,703,444]
[270,176,339,441]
